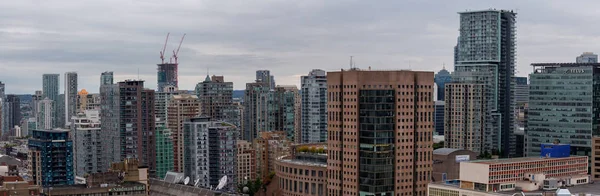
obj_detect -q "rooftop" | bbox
[433,148,462,155]
[531,62,600,67]
[468,156,587,165]
[278,156,327,168]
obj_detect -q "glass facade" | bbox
[28,130,74,187]
[358,90,395,195]
[527,65,600,157]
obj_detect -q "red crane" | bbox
[172,33,186,64]
[159,33,170,64]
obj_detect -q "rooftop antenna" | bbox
[350,56,353,69]
[443,63,446,70]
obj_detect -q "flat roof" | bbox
[468,156,587,165]
[531,62,600,67]
[278,157,327,168]
[499,183,600,195]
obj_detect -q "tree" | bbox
[433,141,444,150]
[477,151,492,159]
[238,177,263,196]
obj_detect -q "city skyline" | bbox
[2,1,597,93]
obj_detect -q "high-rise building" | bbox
[0,81,4,99]
[99,71,120,165]
[56,94,65,128]
[326,69,434,196]
[515,77,529,105]
[117,80,156,175]
[576,52,598,63]
[254,131,290,181]
[237,140,256,182]
[433,100,444,136]
[256,70,275,89]
[77,89,101,112]
[155,120,173,179]
[167,94,200,172]
[64,72,78,127]
[28,129,74,187]
[444,83,486,153]
[183,117,238,192]
[43,74,60,127]
[300,69,328,143]
[155,86,186,123]
[434,67,452,101]
[32,90,43,116]
[3,95,20,134]
[452,9,517,157]
[23,117,36,137]
[526,63,600,157]
[243,81,275,141]
[36,98,54,130]
[274,85,300,142]
[195,75,237,124]
[72,110,104,176]
[157,63,178,92]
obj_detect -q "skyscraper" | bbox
[167,94,200,172]
[72,110,104,176]
[43,74,59,127]
[300,69,328,143]
[434,67,452,101]
[326,69,433,196]
[195,75,236,124]
[36,98,54,130]
[155,120,173,179]
[183,117,238,192]
[243,81,275,141]
[99,71,120,165]
[451,9,517,157]
[256,70,275,89]
[157,63,178,92]
[433,100,445,136]
[154,85,185,123]
[117,80,156,175]
[444,83,486,153]
[0,81,5,99]
[576,52,598,63]
[515,77,529,105]
[32,90,43,116]
[526,63,600,157]
[28,129,74,187]
[64,72,78,127]
[274,85,300,142]
[3,95,20,134]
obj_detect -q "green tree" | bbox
[238,177,263,196]
[433,141,444,150]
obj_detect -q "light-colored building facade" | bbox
[237,140,256,182]
[167,94,200,173]
[183,117,238,192]
[576,52,598,63]
[77,89,101,112]
[300,69,327,144]
[36,98,54,130]
[154,86,186,123]
[327,69,434,196]
[255,131,291,181]
[72,110,104,176]
[64,72,78,127]
[275,143,327,196]
[445,83,486,153]
[195,75,237,125]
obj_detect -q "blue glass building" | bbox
[28,129,74,187]
[434,68,451,101]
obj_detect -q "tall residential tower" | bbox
[300,69,328,143]
[64,72,78,127]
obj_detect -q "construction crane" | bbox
[159,33,170,64]
[172,33,186,64]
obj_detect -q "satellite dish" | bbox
[184,176,190,185]
[194,179,200,187]
[216,175,228,190]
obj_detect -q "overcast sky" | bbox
[1,0,598,94]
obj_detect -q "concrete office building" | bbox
[36,98,54,130]
[157,63,178,92]
[327,69,434,196]
[300,69,328,143]
[77,89,101,112]
[28,129,74,187]
[434,101,444,136]
[195,75,237,125]
[183,117,238,192]
[274,85,301,142]
[237,140,256,182]
[64,72,78,127]
[452,9,517,157]
[72,110,104,176]
[526,63,600,157]
[576,52,598,63]
[444,83,486,153]
[274,143,327,196]
[43,74,60,128]
[118,80,156,175]
[99,71,120,165]
[256,70,275,89]
[435,67,452,101]
[243,81,275,141]
[167,94,200,172]
[155,120,174,179]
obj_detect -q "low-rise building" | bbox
[432,148,478,182]
[274,143,327,196]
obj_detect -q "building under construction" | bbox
[157,33,185,92]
